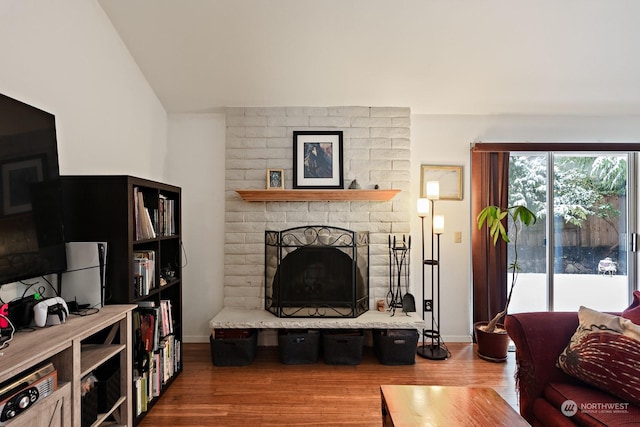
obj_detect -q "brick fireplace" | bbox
[224,106,411,313]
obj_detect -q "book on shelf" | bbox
[138,309,157,353]
[156,195,176,236]
[134,375,142,416]
[137,300,156,309]
[133,250,156,296]
[134,187,157,240]
[159,299,174,336]
[158,195,166,236]
[168,198,176,235]
[151,353,161,398]
[134,187,140,241]
[140,374,148,412]
[135,300,176,353]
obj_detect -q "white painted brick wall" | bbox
[224,106,411,310]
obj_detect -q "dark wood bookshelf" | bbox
[61,175,182,425]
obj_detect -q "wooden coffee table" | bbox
[380,385,529,426]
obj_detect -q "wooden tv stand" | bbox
[0,304,135,426]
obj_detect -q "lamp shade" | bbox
[434,215,445,234]
[426,181,440,200]
[417,198,430,217]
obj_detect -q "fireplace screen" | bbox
[265,226,369,318]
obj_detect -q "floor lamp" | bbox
[416,181,448,360]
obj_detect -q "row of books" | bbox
[133,250,156,297]
[156,195,177,237]
[134,187,177,241]
[134,187,156,240]
[137,300,175,352]
[134,335,181,417]
[133,301,181,417]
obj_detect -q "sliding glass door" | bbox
[508,152,634,313]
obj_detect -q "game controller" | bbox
[0,304,8,329]
[33,298,68,327]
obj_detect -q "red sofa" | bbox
[504,312,640,426]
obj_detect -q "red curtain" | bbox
[471,150,509,324]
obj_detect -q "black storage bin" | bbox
[95,357,121,413]
[322,329,364,365]
[373,329,419,365]
[81,384,98,427]
[278,329,320,364]
[210,328,258,366]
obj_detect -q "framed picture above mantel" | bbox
[293,131,343,189]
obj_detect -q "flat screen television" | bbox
[0,93,67,286]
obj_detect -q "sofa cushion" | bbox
[557,306,640,406]
[622,290,640,325]
[544,382,640,426]
[532,396,578,426]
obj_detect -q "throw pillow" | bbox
[557,306,640,406]
[622,290,640,325]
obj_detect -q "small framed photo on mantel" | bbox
[266,169,284,189]
[293,131,344,189]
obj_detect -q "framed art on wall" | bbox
[293,131,343,189]
[420,165,463,200]
[266,168,284,189]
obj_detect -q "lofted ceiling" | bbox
[98,0,640,115]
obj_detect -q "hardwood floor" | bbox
[139,341,519,426]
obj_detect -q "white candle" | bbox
[417,198,430,217]
[426,181,440,200]
[434,215,445,234]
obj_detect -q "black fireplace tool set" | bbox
[387,235,415,315]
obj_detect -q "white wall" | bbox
[0,0,167,179]
[166,113,226,342]
[411,114,640,343]
[0,1,166,301]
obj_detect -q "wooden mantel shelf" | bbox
[236,189,401,202]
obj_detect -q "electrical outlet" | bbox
[424,300,433,312]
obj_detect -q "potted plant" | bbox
[475,204,537,362]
